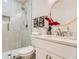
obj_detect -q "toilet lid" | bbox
[18,46,34,55]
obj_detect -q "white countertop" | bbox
[31,35,77,47]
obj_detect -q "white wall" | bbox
[32,0,51,19]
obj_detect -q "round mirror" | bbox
[51,0,76,25]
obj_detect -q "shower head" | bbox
[21,7,27,15]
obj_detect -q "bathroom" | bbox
[2,0,77,59]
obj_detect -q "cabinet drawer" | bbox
[35,39,76,59]
[36,47,64,59]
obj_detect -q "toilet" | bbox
[15,46,35,59]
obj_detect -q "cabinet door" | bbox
[36,47,49,59]
[36,47,64,59]
[35,39,76,59]
[48,53,65,59]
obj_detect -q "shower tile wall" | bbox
[24,1,32,46]
[2,0,32,52]
[2,21,11,52]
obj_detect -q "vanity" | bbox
[31,35,77,59]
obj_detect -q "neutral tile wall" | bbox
[2,0,32,52]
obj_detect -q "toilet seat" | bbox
[17,46,34,56]
[13,46,35,59]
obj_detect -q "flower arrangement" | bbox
[44,16,60,26]
[42,16,60,35]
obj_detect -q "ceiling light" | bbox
[4,0,8,3]
[48,0,57,5]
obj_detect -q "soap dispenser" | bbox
[47,25,52,35]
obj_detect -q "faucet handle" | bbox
[67,26,70,32]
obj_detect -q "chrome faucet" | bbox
[56,27,73,37]
[56,28,62,36]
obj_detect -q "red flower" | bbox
[44,16,60,26]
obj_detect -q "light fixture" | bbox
[48,0,58,16]
[4,0,8,3]
[48,0,57,5]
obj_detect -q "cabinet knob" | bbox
[46,55,48,59]
[49,56,52,59]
